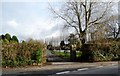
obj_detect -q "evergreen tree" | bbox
[12,35,19,42]
[60,40,65,50]
[5,33,11,41]
[1,34,5,40]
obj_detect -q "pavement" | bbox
[2,61,119,76]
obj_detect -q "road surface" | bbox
[2,64,119,76]
[65,65,118,74]
[54,65,119,76]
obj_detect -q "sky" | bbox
[0,0,119,42]
[1,0,67,41]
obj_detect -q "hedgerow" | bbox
[80,41,120,62]
[2,39,46,67]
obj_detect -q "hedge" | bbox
[2,40,46,67]
[80,41,120,62]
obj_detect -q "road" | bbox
[55,65,119,76]
[65,65,118,74]
[54,65,119,76]
[2,64,119,76]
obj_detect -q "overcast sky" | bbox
[1,1,66,41]
[0,0,119,41]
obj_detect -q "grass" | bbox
[51,50,82,58]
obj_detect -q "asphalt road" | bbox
[2,64,119,76]
[55,65,119,76]
[68,66,118,74]
[66,65,118,74]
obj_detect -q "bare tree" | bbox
[107,15,120,40]
[111,16,120,40]
[50,0,113,45]
[49,0,114,61]
[88,14,119,44]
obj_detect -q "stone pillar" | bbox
[70,44,76,61]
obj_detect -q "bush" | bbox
[80,41,120,62]
[2,39,46,67]
[32,49,42,63]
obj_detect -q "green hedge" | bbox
[2,40,46,67]
[80,41,120,62]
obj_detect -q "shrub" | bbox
[2,39,46,67]
[32,49,42,63]
[80,41,120,62]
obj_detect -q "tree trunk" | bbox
[79,31,86,45]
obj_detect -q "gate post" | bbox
[70,44,76,61]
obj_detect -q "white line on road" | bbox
[97,66,103,68]
[52,62,74,65]
[77,68,88,71]
[112,64,116,66]
[56,68,89,74]
[56,71,70,74]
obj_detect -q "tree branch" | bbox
[74,1,82,32]
[88,3,109,25]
